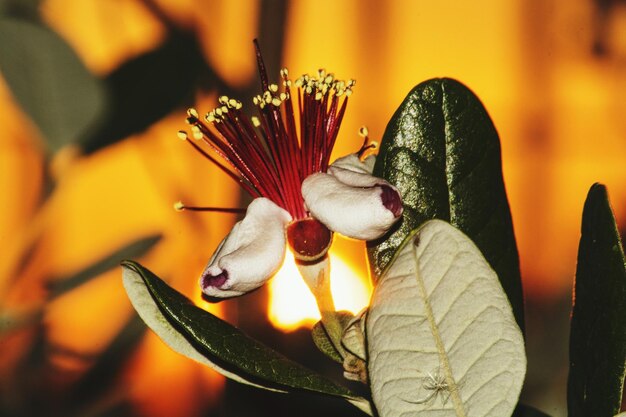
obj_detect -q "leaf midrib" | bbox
[412,237,466,417]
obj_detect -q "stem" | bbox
[295,256,347,358]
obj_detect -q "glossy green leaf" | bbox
[367,78,524,331]
[0,17,105,153]
[121,260,372,414]
[367,220,525,417]
[513,404,552,417]
[48,234,161,298]
[568,183,626,417]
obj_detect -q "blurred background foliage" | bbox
[1,0,626,416]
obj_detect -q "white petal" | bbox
[329,153,376,176]
[302,171,403,241]
[200,197,292,298]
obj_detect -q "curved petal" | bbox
[302,169,403,241]
[200,197,292,298]
[329,153,376,178]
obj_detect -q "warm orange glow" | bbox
[4,1,626,415]
[267,250,372,332]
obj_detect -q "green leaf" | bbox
[48,234,161,298]
[121,260,372,414]
[367,78,524,331]
[0,308,41,335]
[70,314,146,404]
[311,311,354,363]
[80,33,209,154]
[367,220,525,417]
[567,183,626,417]
[0,17,105,153]
[513,404,552,417]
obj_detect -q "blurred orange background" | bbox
[2,0,626,416]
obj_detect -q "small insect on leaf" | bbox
[402,367,452,407]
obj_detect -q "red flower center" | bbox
[286,218,333,262]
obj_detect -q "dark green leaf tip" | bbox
[568,183,626,417]
[367,77,524,331]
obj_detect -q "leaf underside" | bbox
[367,220,526,417]
[367,78,524,331]
[121,261,357,400]
[567,183,626,417]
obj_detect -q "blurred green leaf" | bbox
[513,404,552,417]
[0,17,106,153]
[367,78,524,331]
[568,183,626,417]
[47,234,161,298]
[0,308,42,335]
[0,0,41,20]
[70,314,146,406]
[121,260,363,401]
[80,33,210,154]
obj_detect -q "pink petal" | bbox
[200,198,292,298]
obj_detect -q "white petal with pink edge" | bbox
[302,167,403,241]
[199,197,292,298]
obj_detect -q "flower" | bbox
[177,41,402,299]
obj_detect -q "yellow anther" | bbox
[359,126,369,137]
[228,99,238,108]
[221,106,229,113]
[215,108,223,116]
[269,84,279,93]
[174,201,185,211]
[177,130,188,140]
[219,96,228,104]
[279,92,287,101]
[251,116,261,127]
[280,68,289,78]
[191,127,203,140]
[206,113,216,123]
[271,97,281,106]
[187,108,199,118]
[345,89,353,97]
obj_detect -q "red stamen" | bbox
[253,39,270,91]
[175,202,246,214]
[179,42,355,222]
